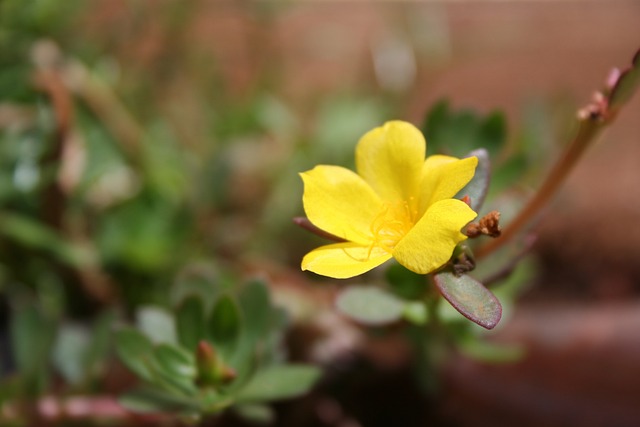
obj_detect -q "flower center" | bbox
[369,198,418,254]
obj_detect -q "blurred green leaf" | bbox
[97,196,187,272]
[433,272,502,330]
[230,280,272,372]
[171,264,220,310]
[385,263,427,299]
[238,280,271,344]
[119,388,200,414]
[403,302,428,325]
[489,153,528,195]
[136,306,177,344]
[236,365,320,403]
[154,343,197,380]
[176,296,205,352]
[336,285,405,326]
[313,96,387,164]
[52,323,90,385]
[150,344,198,396]
[10,304,56,394]
[114,328,154,381]
[478,112,507,157]
[423,100,506,159]
[0,212,94,267]
[83,309,116,380]
[208,295,241,358]
[235,403,275,425]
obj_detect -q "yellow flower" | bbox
[300,121,478,279]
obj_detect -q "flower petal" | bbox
[393,199,477,274]
[356,121,425,202]
[301,165,381,245]
[302,242,393,279]
[418,155,477,215]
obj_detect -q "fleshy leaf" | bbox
[235,365,321,403]
[422,100,506,159]
[456,148,490,212]
[114,328,155,380]
[608,48,640,110]
[238,280,271,342]
[119,388,200,414]
[433,271,502,329]
[335,285,405,325]
[235,404,275,425]
[154,343,197,380]
[208,295,241,358]
[385,263,427,299]
[52,324,90,384]
[136,306,177,344]
[11,304,56,393]
[176,296,205,352]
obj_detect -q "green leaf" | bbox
[83,309,116,379]
[403,302,428,325]
[235,403,275,424]
[154,343,197,379]
[136,306,177,344]
[385,263,427,299]
[423,99,507,159]
[238,280,271,343]
[10,304,56,393]
[176,296,205,352]
[456,148,490,212]
[235,365,320,403]
[335,286,405,326]
[433,272,502,329]
[608,54,640,110]
[478,111,507,159]
[0,212,94,267]
[208,295,241,357]
[119,388,201,414]
[231,280,273,372]
[150,343,198,396]
[114,328,155,380]
[52,323,90,384]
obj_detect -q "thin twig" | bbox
[475,118,602,259]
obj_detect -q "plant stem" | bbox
[476,117,603,259]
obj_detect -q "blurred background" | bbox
[1,1,639,426]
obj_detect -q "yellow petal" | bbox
[355,121,425,202]
[418,155,477,215]
[302,242,393,279]
[393,199,477,274]
[301,165,381,245]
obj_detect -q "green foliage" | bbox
[9,303,57,395]
[423,100,507,160]
[114,279,321,418]
[336,285,406,326]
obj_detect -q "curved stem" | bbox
[476,118,603,259]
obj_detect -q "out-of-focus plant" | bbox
[1,2,322,425]
[115,278,320,424]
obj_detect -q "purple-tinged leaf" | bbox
[608,48,640,110]
[456,148,490,212]
[433,272,502,329]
